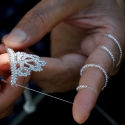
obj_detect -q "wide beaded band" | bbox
[80,64,109,90]
[6,46,46,86]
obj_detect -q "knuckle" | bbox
[24,8,49,31]
[53,69,79,91]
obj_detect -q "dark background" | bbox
[0,0,124,125]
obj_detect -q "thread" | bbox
[0,77,73,104]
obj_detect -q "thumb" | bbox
[2,0,87,49]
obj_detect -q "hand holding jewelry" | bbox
[6,46,46,86]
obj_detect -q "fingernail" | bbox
[5,29,27,45]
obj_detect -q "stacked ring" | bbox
[80,64,109,90]
[103,34,122,67]
[99,46,115,74]
[76,85,97,96]
[76,34,122,94]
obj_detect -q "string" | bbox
[16,84,73,104]
[0,78,73,104]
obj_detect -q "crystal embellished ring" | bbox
[76,85,97,96]
[103,34,122,67]
[80,64,109,90]
[99,46,115,73]
[6,46,46,86]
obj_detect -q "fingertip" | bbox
[73,110,90,124]
[2,29,27,49]
[72,94,90,124]
[72,90,97,124]
[0,43,7,53]
[0,53,10,66]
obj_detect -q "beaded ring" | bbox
[76,85,97,96]
[80,64,109,90]
[103,34,122,67]
[99,46,115,73]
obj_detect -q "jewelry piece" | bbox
[0,76,73,104]
[80,64,109,90]
[76,85,97,96]
[99,46,115,73]
[103,34,122,67]
[6,46,46,86]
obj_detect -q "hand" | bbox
[1,0,125,124]
[0,45,31,118]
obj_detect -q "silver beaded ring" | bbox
[99,46,115,73]
[103,34,122,67]
[76,85,97,96]
[80,64,109,90]
[6,46,46,86]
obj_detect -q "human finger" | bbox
[0,53,31,115]
[0,44,7,54]
[0,74,30,114]
[2,0,88,49]
[0,53,10,73]
[0,105,14,119]
[72,55,110,123]
[72,33,124,124]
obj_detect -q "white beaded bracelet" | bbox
[80,64,109,90]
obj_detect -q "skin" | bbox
[0,0,125,124]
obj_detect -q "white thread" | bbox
[103,34,122,67]
[15,84,73,104]
[80,64,109,90]
[1,78,73,104]
[99,46,115,73]
[76,85,97,96]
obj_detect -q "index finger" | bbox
[72,33,124,124]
